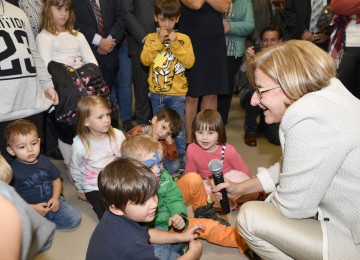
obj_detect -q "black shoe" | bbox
[122,120,135,132]
[244,132,257,147]
[243,248,261,259]
[171,169,184,182]
[194,202,230,226]
[46,148,63,160]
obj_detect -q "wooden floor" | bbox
[35,96,282,260]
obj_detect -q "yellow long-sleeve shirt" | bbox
[140,32,195,96]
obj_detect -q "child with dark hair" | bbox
[186,109,258,211]
[86,157,203,260]
[141,0,195,172]
[4,119,81,229]
[127,108,182,174]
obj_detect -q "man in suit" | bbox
[284,0,331,50]
[72,0,126,90]
[122,0,155,124]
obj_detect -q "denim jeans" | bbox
[149,93,186,170]
[152,227,182,260]
[112,44,133,121]
[163,158,181,175]
[45,196,81,229]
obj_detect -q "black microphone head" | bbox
[208,159,223,175]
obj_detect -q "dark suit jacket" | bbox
[73,0,126,69]
[122,0,156,56]
[284,0,331,40]
[284,0,311,40]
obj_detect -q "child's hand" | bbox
[186,239,203,260]
[164,134,173,144]
[31,202,50,216]
[78,192,87,201]
[157,27,169,43]
[168,214,186,230]
[168,30,177,42]
[181,224,205,242]
[47,197,60,212]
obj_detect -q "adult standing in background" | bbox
[0,1,58,161]
[284,0,332,50]
[213,40,360,259]
[178,0,230,144]
[72,0,125,91]
[218,0,255,125]
[331,0,360,99]
[6,0,62,160]
[122,0,155,125]
[5,0,42,37]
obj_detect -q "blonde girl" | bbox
[70,96,125,220]
[0,154,13,184]
[185,109,257,210]
[36,0,112,170]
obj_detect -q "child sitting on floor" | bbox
[121,135,249,257]
[127,108,182,174]
[86,157,203,260]
[4,119,81,229]
[186,109,259,211]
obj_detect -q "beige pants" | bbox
[237,201,323,260]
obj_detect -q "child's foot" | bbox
[194,202,230,226]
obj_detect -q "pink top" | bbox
[185,143,251,179]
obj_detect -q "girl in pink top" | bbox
[185,109,256,210]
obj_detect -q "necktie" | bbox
[90,0,104,36]
[309,0,323,33]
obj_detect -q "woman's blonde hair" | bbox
[39,0,77,35]
[76,96,115,155]
[246,40,337,101]
[121,134,162,162]
[0,155,13,184]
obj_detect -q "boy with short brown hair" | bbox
[5,119,81,229]
[86,157,203,260]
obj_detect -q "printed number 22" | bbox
[0,30,36,77]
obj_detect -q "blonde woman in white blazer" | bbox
[213,40,360,260]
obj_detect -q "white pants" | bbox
[237,201,323,260]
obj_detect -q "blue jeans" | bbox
[112,44,133,121]
[45,196,81,229]
[149,93,186,171]
[152,227,182,260]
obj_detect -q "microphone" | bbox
[208,159,230,214]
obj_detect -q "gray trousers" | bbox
[237,201,323,260]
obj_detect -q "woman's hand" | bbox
[212,178,242,201]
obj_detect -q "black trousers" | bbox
[85,190,105,220]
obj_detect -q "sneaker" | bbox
[194,202,230,226]
[171,169,184,182]
[176,242,189,256]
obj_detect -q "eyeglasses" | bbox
[254,85,280,99]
